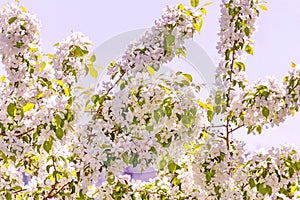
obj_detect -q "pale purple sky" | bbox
[2,0,300,150]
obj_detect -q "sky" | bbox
[1,0,300,151]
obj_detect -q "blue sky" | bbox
[2,0,300,150]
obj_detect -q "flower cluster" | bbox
[0,2,93,199]
[53,32,91,84]
[80,71,208,180]
[216,0,260,90]
[227,67,300,134]
[102,4,204,95]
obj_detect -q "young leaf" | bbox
[178,4,184,10]
[182,73,193,83]
[147,66,155,76]
[200,8,207,15]
[23,102,35,112]
[245,45,254,55]
[190,0,199,7]
[234,62,246,71]
[0,76,6,82]
[20,6,27,13]
[291,185,297,194]
[203,1,213,6]
[259,5,268,11]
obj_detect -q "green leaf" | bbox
[90,54,96,62]
[132,153,139,167]
[168,161,177,173]
[23,102,34,112]
[43,140,52,153]
[147,66,155,76]
[120,81,126,90]
[261,91,270,99]
[172,177,181,186]
[266,185,272,195]
[159,159,167,170]
[55,127,64,140]
[244,27,250,37]
[247,125,254,134]
[165,106,172,118]
[289,167,294,177]
[214,105,221,114]
[257,183,267,195]
[165,34,175,48]
[190,0,199,7]
[182,114,195,128]
[154,109,163,123]
[11,186,22,191]
[107,173,115,184]
[70,45,88,57]
[262,107,269,119]
[8,17,17,24]
[181,79,190,86]
[146,126,153,132]
[122,153,129,164]
[214,94,222,105]
[5,192,12,200]
[7,103,17,117]
[207,110,213,122]
[150,146,157,155]
[259,5,268,11]
[249,178,255,188]
[89,66,98,79]
[54,114,62,127]
[245,45,254,55]
[164,34,175,55]
[256,125,262,134]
